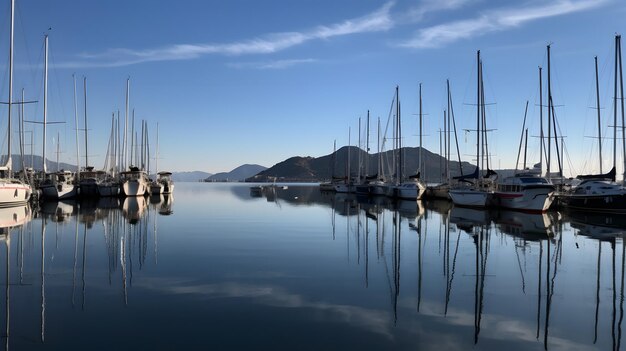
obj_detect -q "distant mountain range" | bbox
[3,151,523,184]
[246,146,477,182]
[204,164,267,182]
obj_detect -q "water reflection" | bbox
[0,194,173,351]
[5,184,626,349]
[246,185,626,350]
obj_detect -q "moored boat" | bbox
[121,167,149,197]
[493,174,555,212]
[40,170,78,200]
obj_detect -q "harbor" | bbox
[1,0,626,349]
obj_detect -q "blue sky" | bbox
[0,0,625,177]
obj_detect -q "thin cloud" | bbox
[402,0,472,23]
[227,58,317,70]
[63,2,394,68]
[400,0,609,49]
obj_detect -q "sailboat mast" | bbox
[515,101,529,171]
[614,35,619,176]
[131,109,135,166]
[83,77,88,168]
[445,79,452,181]
[124,78,129,170]
[155,122,159,175]
[419,83,423,178]
[358,117,361,183]
[7,0,15,174]
[346,127,352,185]
[43,35,48,174]
[476,50,481,174]
[366,110,370,178]
[56,132,60,172]
[524,129,529,169]
[595,56,603,174]
[398,90,403,182]
[547,45,552,179]
[377,117,381,179]
[73,75,80,179]
[618,35,626,182]
[539,66,543,174]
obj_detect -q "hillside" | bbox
[205,164,267,182]
[246,146,476,182]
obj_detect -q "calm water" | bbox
[0,183,624,350]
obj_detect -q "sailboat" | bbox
[120,80,149,197]
[493,62,555,213]
[0,0,32,206]
[150,123,174,195]
[78,77,100,197]
[561,35,626,212]
[393,85,426,200]
[97,113,120,197]
[38,35,77,200]
[449,51,494,208]
[425,80,462,200]
[319,140,338,192]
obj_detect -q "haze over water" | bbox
[0,183,623,350]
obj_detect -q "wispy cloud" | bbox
[402,0,472,23]
[399,0,609,49]
[227,58,318,70]
[63,2,394,68]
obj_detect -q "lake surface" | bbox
[0,182,624,350]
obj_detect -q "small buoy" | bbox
[294,196,298,199]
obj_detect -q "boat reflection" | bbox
[565,210,626,349]
[122,196,148,224]
[0,205,31,350]
[494,210,559,240]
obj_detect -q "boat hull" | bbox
[122,180,148,197]
[0,181,31,207]
[425,183,450,199]
[150,183,164,195]
[80,180,99,198]
[449,189,491,208]
[562,193,626,213]
[494,187,555,212]
[40,184,77,200]
[394,182,426,200]
[98,183,120,197]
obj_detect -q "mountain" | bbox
[246,146,476,182]
[171,171,213,182]
[205,164,267,182]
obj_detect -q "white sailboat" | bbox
[150,123,173,195]
[561,35,626,212]
[121,166,149,196]
[97,113,120,197]
[0,0,32,206]
[449,51,494,208]
[38,35,77,200]
[394,84,426,200]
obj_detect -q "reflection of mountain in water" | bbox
[249,185,430,220]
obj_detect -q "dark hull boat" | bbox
[561,184,626,212]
